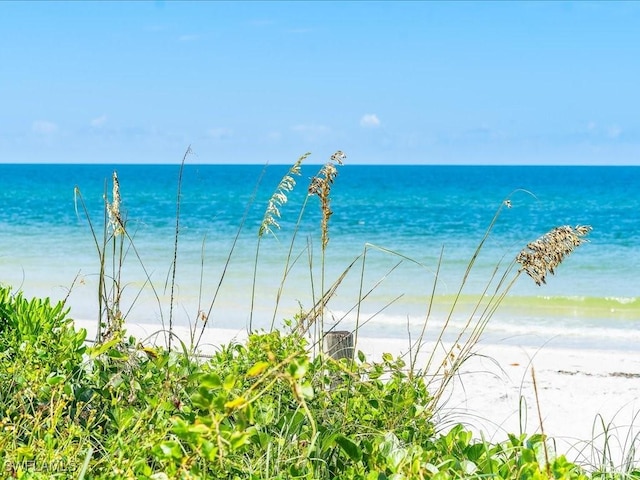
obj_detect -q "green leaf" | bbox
[223,374,236,391]
[154,441,183,460]
[460,460,477,475]
[298,381,314,400]
[199,373,222,389]
[335,434,362,462]
[46,373,65,385]
[246,361,269,377]
[188,423,211,435]
[365,472,385,480]
[88,336,121,358]
[107,348,127,359]
[229,431,251,450]
[287,358,308,379]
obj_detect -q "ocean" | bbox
[1,163,639,351]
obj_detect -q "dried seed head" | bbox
[106,171,125,236]
[259,153,308,237]
[330,150,346,165]
[516,225,592,286]
[308,151,345,249]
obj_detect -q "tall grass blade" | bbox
[167,145,192,352]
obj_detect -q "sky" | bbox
[1,1,639,165]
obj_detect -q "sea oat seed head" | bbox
[331,150,346,164]
[259,154,307,237]
[516,225,592,286]
[308,151,345,249]
[107,171,125,236]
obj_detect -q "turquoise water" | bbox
[1,164,639,350]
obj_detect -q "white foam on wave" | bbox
[604,296,638,305]
[326,308,640,351]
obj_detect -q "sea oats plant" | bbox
[340,193,594,416]
[305,151,345,339]
[102,171,126,340]
[75,171,163,345]
[429,220,592,409]
[251,153,308,332]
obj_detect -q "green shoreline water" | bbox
[498,294,640,319]
[400,294,640,321]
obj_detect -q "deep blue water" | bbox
[1,164,639,350]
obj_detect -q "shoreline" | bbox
[75,319,640,466]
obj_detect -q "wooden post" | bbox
[323,330,354,361]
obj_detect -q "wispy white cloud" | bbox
[607,124,622,139]
[287,27,313,34]
[291,124,330,141]
[585,121,623,140]
[248,19,274,27]
[178,34,200,42]
[90,114,108,128]
[207,127,234,140]
[265,131,282,142]
[360,114,381,128]
[144,25,167,33]
[32,120,58,135]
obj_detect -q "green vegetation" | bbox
[0,151,637,478]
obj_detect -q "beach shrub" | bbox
[0,289,625,479]
[0,285,90,477]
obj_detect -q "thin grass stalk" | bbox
[167,146,192,352]
[465,261,521,343]
[191,236,208,346]
[297,254,363,336]
[429,257,508,393]
[76,446,93,480]
[250,239,263,334]
[73,187,105,341]
[100,179,110,341]
[410,245,444,374]
[108,222,126,336]
[305,237,318,354]
[422,199,511,378]
[353,245,369,357]
[194,166,267,351]
[352,242,437,368]
[115,227,166,332]
[337,292,405,336]
[531,366,552,477]
[270,194,313,331]
[430,222,591,406]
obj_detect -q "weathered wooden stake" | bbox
[323,330,354,361]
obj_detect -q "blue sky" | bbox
[1,1,639,165]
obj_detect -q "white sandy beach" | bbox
[75,319,640,468]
